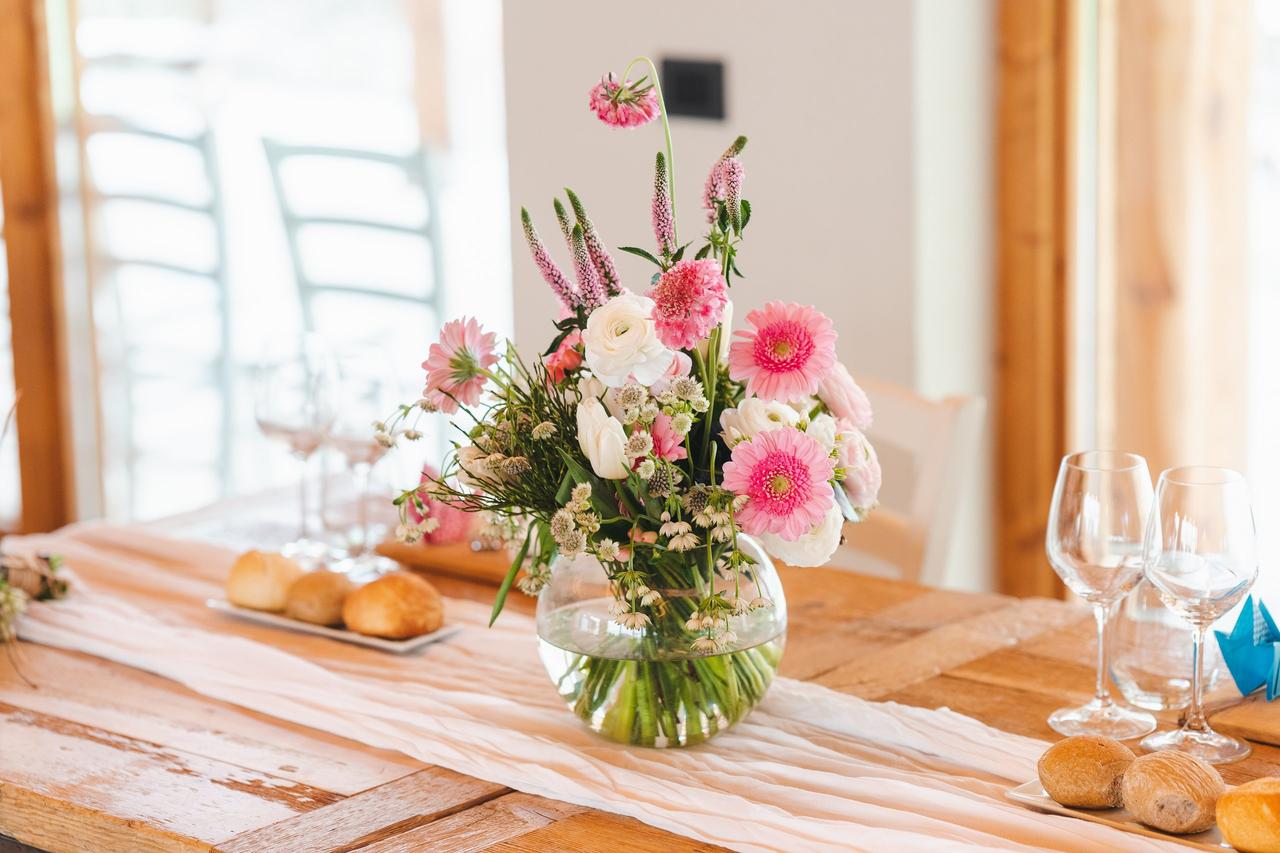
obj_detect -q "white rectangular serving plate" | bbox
[1006,780,1230,850]
[206,598,463,653]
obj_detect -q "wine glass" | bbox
[327,349,403,578]
[1045,451,1157,739]
[1140,466,1258,763]
[254,340,338,564]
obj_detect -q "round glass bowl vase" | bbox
[535,535,787,748]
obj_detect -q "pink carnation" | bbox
[819,362,873,429]
[408,466,474,545]
[650,413,688,462]
[422,317,498,413]
[728,302,838,402]
[646,259,729,350]
[721,428,836,540]
[588,74,659,128]
[544,331,583,383]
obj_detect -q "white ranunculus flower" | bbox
[759,499,844,567]
[719,398,801,444]
[805,412,838,452]
[582,290,673,387]
[576,397,630,479]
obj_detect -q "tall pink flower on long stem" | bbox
[728,302,838,401]
[721,428,835,540]
[566,188,620,296]
[422,317,498,413]
[721,157,744,231]
[589,73,660,128]
[569,224,606,310]
[652,151,675,255]
[702,136,747,222]
[521,208,578,310]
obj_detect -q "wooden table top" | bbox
[3,542,1278,853]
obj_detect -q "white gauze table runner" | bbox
[10,523,1183,853]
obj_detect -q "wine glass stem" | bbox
[353,461,372,556]
[1186,625,1209,732]
[1092,603,1114,706]
[296,452,314,541]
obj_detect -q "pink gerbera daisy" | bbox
[422,317,498,413]
[721,428,836,540]
[646,258,728,350]
[728,302,838,401]
[589,74,660,128]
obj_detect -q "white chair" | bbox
[832,379,986,586]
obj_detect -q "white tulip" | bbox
[456,445,493,489]
[582,290,674,387]
[719,398,801,443]
[759,499,844,567]
[576,397,630,479]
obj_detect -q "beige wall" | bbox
[502,0,993,590]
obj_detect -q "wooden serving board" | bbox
[376,539,513,584]
[1210,693,1280,747]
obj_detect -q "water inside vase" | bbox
[538,596,785,747]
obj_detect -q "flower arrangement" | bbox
[384,57,880,745]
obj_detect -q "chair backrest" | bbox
[834,378,986,586]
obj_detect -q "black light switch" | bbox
[661,58,725,120]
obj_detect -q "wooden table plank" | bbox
[484,810,727,853]
[0,701,338,852]
[353,792,583,853]
[217,767,503,853]
[0,645,420,796]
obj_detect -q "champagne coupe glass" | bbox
[254,339,338,564]
[328,348,402,578]
[1140,466,1258,763]
[1045,451,1157,739]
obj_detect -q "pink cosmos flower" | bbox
[589,74,660,128]
[408,466,474,545]
[728,302,838,402]
[721,428,836,540]
[819,362,873,430]
[646,258,729,350]
[650,413,688,462]
[422,317,498,413]
[544,331,583,383]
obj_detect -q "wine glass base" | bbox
[282,537,337,569]
[334,552,401,583]
[1140,726,1252,764]
[1048,700,1156,740]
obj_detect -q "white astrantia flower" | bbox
[668,531,700,552]
[616,611,652,630]
[690,636,719,653]
[637,458,656,479]
[576,397,630,479]
[640,588,662,606]
[582,290,674,386]
[719,398,801,443]
[758,498,844,567]
[609,598,630,617]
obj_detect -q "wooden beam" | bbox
[0,0,73,532]
[1096,0,1250,476]
[994,0,1073,598]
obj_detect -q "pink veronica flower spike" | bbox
[422,317,498,413]
[721,428,836,541]
[728,302,838,402]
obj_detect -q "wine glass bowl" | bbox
[1044,451,1157,739]
[1140,466,1258,764]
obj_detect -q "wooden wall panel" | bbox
[0,0,74,531]
[995,0,1073,598]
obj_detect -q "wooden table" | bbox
[3,547,1279,853]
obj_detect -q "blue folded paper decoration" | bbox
[1214,596,1280,701]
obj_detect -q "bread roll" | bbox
[285,571,354,626]
[1121,750,1224,834]
[1217,777,1280,853]
[342,572,444,639]
[226,551,304,612]
[1037,736,1135,808]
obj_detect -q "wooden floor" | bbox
[2,555,1278,852]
